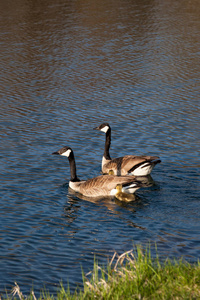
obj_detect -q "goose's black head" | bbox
[52,146,73,157]
[93,123,110,133]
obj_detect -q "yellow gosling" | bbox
[108,170,114,175]
[115,184,136,202]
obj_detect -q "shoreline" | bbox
[3,246,200,299]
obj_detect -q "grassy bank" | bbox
[5,247,200,300]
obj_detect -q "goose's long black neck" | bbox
[104,128,111,160]
[68,151,80,182]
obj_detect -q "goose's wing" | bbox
[125,155,161,175]
[79,175,138,197]
[104,155,161,175]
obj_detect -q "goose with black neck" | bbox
[52,146,143,197]
[94,123,161,176]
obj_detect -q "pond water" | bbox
[0,0,200,296]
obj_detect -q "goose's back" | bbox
[79,174,136,197]
[103,155,160,175]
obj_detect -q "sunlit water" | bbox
[0,0,200,296]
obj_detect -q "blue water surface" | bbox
[0,0,200,296]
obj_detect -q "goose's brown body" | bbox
[102,155,160,176]
[70,174,140,197]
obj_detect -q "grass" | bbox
[3,246,200,300]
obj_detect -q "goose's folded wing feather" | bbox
[104,155,160,175]
[79,175,137,197]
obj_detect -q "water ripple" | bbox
[0,0,200,296]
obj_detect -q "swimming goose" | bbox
[115,184,136,202]
[52,146,142,197]
[94,123,161,176]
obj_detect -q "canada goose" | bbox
[52,146,142,197]
[94,123,161,176]
[115,184,136,202]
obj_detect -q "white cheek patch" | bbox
[101,125,109,133]
[61,149,71,157]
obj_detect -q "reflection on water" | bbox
[0,0,200,296]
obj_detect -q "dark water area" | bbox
[0,0,200,296]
